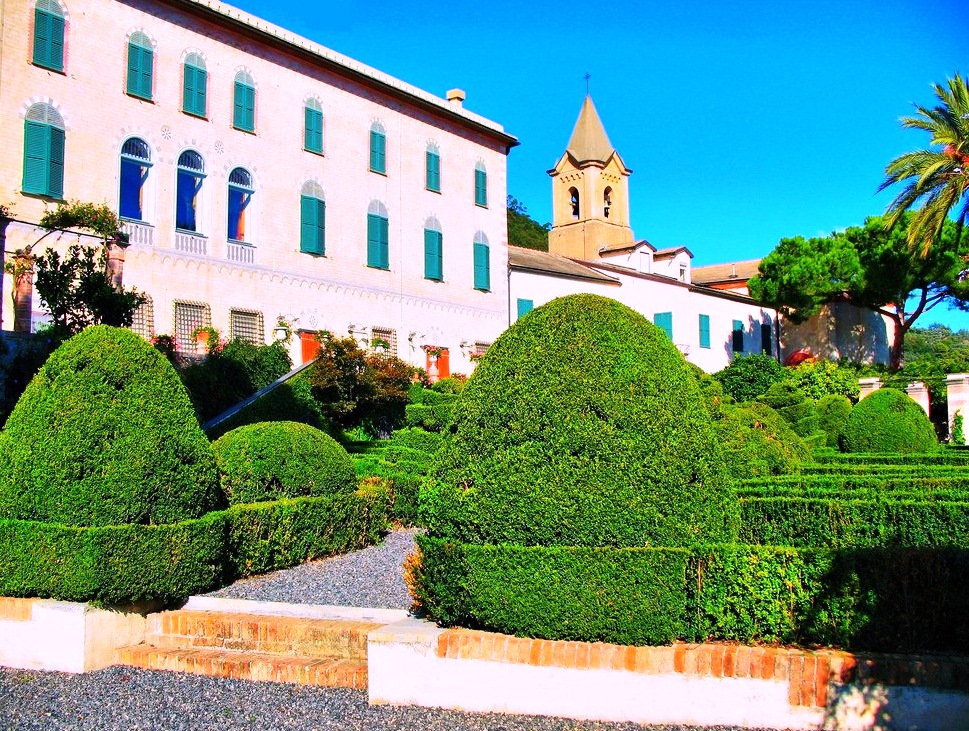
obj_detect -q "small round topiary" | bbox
[840,388,938,454]
[0,326,221,527]
[713,402,808,476]
[213,421,355,504]
[422,293,736,548]
[817,394,853,448]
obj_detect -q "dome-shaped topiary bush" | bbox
[0,325,221,527]
[840,388,938,454]
[817,394,853,448]
[421,293,735,548]
[213,421,355,505]
[713,401,808,476]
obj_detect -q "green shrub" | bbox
[817,394,853,448]
[713,353,785,403]
[0,326,221,527]
[759,381,820,437]
[785,359,860,401]
[206,372,325,439]
[841,388,938,454]
[388,427,444,454]
[712,401,807,476]
[422,294,736,548]
[213,421,355,505]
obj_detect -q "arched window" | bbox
[569,187,580,219]
[369,122,386,174]
[182,52,207,117]
[33,0,65,71]
[227,167,253,242]
[367,200,389,269]
[603,186,612,219]
[233,70,255,132]
[474,161,487,207]
[304,98,323,154]
[425,143,441,192]
[119,137,151,221]
[300,181,325,255]
[22,103,65,198]
[472,231,490,291]
[126,31,153,99]
[424,216,443,281]
[175,149,204,232]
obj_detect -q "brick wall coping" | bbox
[182,596,408,625]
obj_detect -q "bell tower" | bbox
[547,96,634,260]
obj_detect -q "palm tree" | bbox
[880,73,969,255]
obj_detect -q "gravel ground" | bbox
[203,528,418,609]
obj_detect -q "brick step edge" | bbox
[146,611,382,661]
[115,644,368,688]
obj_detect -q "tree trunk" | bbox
[889,318,906,371]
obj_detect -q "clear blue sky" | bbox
[232,0,967,328]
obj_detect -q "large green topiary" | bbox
[0,326,220,527]
[840,388,938,454]
[213,421,355,505]
[817,394,853,448]
[421,293,736,548]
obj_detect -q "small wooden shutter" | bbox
[300,196,325,255]
[654,312,673,339]
[48,126,65,198]
[473,242,490,291]
[368,213,388,268]
[370,131,385,172]
[234,82,254,131]
[516,299,534,318]
[732,320,744,352]
[424,229,442,280]
[127,43,152,98]
[699,314,710,348]
[304,107,323,152]
[474,168,487,206]
[426,151,440,191]
[33,9,64,70]
[23,121,50,195]
[184,64,206,116]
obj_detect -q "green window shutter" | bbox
[49,13,64,70]
[424,229,442,280]
[474,168,487,206]
[370,131,386,173]
[127,43,153,99]
[48,126,65,198]
[761,322,772,354]
[234,82,255,131]
[732,320,745,352]
[516,299,534,318]
[426,151,440,191]
[698,314,710,349]
[33,9,64,71]
[379,216,389,268]
[183,64,206,116]
[473,242,490,291]
[654,312,673,339]
[23,121,51,195]
[304,107,323,153]
[367,213,389,269]
[300,196,325,255]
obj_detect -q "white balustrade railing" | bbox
[226,241,255,265]
[121,220,154,247]
[174,230,207,256]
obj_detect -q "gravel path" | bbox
[203,528,418,609]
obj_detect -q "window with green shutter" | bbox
[424,220,443,281]
[304,100,323,154]
[732,320,745,352]
[654,312,673,339]
[299,184,325,255]
[761,322,773,354]
[126,32,153,100]
[233,71,255,132]
[32,0,65,72]
[367,202,389,269]
[369,123,386,174]
[22,104,65,198]
[474,162,487,207]
[698,314,711,349]
[516,299,534,319]
[473,233,490,291]
[182,54,207,117]
[426,145,440,192]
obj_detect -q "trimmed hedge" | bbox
[206,372,325,440]
[713,402,807,476]
[422,294,735,548]
[224,488,389,578]
[415,536,969,652]
[810,452,969,465]
[0,326,221,527]
[213,421,355,505]
[817,394,852,448]
[841,388,938,454]
[0,513,226,604]
[737,473,969,495]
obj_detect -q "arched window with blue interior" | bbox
[175,149,204,232]
[119,137,151,221]
[227,167,253,242]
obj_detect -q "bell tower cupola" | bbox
[548,96,634,260]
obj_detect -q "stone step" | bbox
[144,610,381,661]
[116,644,368,688]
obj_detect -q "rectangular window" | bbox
[129,296,154,339]
[367,213,389,269]
[174,301,210,353]
[698,314,710,349]
[227,187,251,242]
[233,82,255,132]
[126,43,153,99]
[32,8,64,71]
[230,309,264,345]
[654,312,673,339]
[304,107,323,153]
[474,168,487,207]
[424,229,443,281]
[182,63,207,117]
[371,326,397,356]
[732,320,745,352]
[473,242,490,291]
[175,169,201,232]
[516,298,534,319]
[426,151,441,192]
[300,196,325,255]
[23,121,64,198]
[761,322,773,354]
[369,130,386,173]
